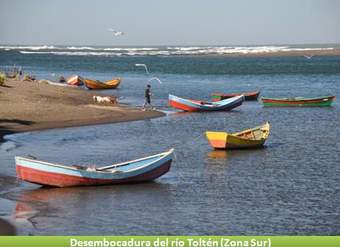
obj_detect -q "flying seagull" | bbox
[135,64,163,84]
[108,28,125,36]
[304,55,314,59]
[135,64,150,74]
[149,77,162,84]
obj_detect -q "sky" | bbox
[0,0,339,46]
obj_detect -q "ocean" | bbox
[0,45,340,235]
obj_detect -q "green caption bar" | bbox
[0,236,339,247]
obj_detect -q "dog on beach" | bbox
[93,95,117,104]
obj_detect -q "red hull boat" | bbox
[212,90,260,101]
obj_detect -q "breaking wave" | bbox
[0,45,334,56]
[0,45,56,51]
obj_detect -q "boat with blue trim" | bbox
[168,94,244,112]
[15,149,174,187]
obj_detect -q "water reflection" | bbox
[15,201,39,232]
[15,182,175,206]
[207,150,229,160]
[13,182,177,234]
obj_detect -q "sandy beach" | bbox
[0,79,164,142]
[0,78,165,235]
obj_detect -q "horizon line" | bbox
[1,42,340,47]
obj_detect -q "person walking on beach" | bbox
[142,84,154,110]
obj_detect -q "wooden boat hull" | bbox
[5,73,17,79]
[212,90,260,102]
[16,149,173,187]
[84,78,121,90]
[206,122,270,149]
[169,94,244,112]
[67,75,83,86]
[261,96,335,107]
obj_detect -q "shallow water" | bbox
[1,102,339,235]
[0,52,340,235]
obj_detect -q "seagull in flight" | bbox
[135,64,149,74]
[108,28,125,36]
[304,55,314,59]
[135,64,164,84]
[149,77,162,84]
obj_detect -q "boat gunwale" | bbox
[169,94,244,108]
[212,90,260,97]
[104,78,121,85]
[97,148,174,171]
[206,122,270,142]
[232,122,270,141]
[261,95,335,102]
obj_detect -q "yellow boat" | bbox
[84,77,121,90]
[205,122,270,149]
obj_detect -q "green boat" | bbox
[261,95,335,107]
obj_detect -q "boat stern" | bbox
[205,132,227,149]
[168,94,199,112]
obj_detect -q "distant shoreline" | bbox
[1,43,340,47]
[0,79,164,143]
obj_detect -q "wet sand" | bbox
[0,79,164,142]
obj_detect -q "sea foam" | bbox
[1,45,333,57]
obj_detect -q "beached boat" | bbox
[206,122,270,149]
[211,90,260,101]
[5,72,17,79]
[83,78,121,90]
[38,79,78,88]
[15,149,174,187]
[168,94,244,112]
[67,75,83,86]
[261,95,335,107]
